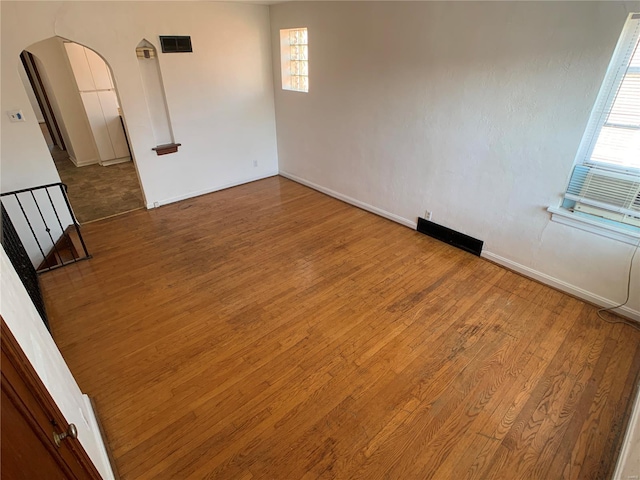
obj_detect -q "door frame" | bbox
[20,50,66,151]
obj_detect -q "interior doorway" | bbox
[20,38,145,224]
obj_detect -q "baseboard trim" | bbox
[612,383,640,480]
[279,171,417,230]
[82,394,116,480]
[71,157,100,167]
[100,156,131,167]
[146,170,279,209]
[482,251,640,322]
[280,171,639,323]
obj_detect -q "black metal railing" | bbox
[1,182,91,273]
[1,204,50,330]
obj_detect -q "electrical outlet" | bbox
[7,110,25,122]
[253,160,258,167]
[425,211,433,221]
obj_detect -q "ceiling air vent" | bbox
[159,36,192,53]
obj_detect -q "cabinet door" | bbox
[81,91,116,161]
[64,42,95,92]
[85,48,114,91]
[98,91,130,160]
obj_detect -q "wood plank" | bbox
[38,176,640,479]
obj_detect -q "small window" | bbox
[557,13,640,232]
[280,28,308,92]
[159,36,193,53]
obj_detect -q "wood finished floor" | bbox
[40,176,640,479]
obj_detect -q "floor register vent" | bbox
[417,217,484,256]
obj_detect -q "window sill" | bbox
[548,206,640,246]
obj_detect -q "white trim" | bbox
[612,383,640,480]
[82,394,115,480]
[99,156,131,166]
[279,170,417,229]
[281,171,639,322]
[81,206,144,224]
[69,156,100,167]
[482,251,640,323]
[548,206,640,246]
[146,170,279,209]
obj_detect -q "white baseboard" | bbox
[482,251,640,322]
[146,170,279,209]
[279,170,417,230]
[82,394,115,480]
[70,156,99,167]
[612,383,640,480]
[100,156,131,166]
[281,170,640,323]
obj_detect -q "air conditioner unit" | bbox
[566,165,640,227]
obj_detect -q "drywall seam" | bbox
[147,170,279,209]
[280,170,640,323]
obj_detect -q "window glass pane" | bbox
[588,34,640,168]
[605,74,640,126]
[590,126,640,168]
[560,14,640,230]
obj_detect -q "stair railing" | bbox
[1,182,91,273]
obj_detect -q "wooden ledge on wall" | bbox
[152,143,181,156]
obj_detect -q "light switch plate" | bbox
[7,110,25,122]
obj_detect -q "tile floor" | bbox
[52,148,145,223]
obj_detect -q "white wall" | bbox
[270,1,640,319]
[0,247,114,479]
[1,1,278,212]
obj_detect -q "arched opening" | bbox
[19,36,145,223]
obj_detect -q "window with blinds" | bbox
[280,28,308,93]
[561,13,640,228]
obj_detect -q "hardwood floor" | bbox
[39,176,640,479]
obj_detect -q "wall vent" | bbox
[417,218,484,256]
[159,36,192,53]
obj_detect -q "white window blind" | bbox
[562,13,640,228]
[280,28,308,93]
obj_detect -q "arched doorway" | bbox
[19,37,145,223]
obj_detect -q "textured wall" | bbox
[2,1,278,208]
[270,1,640,318]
